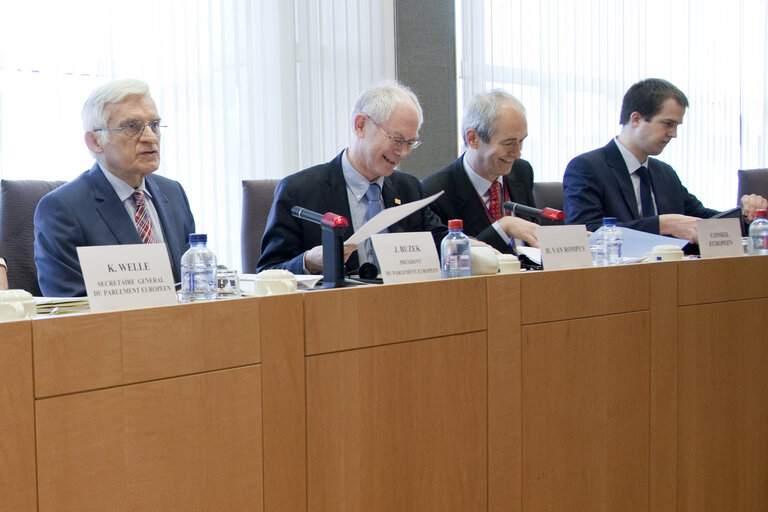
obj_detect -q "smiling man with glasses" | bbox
[257,80,447,276]
[33,78,196,297]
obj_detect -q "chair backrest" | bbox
[241,179,280,273]
[0,179,67,295]
[737,169,768,204]
[532,181,565,226]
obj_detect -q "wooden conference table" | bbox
[1,256,767,511]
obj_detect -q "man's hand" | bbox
[740,194,768,222]
[659,214,699,243]
[303,243,358,274]
[497,216,539,247]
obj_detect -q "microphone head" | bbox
[541,207,565,220]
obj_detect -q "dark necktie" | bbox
[636,166,655,217]
[132,190,158,244]
[488,180,503,220]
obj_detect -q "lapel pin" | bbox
[394,198,401,205]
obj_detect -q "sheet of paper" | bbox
[588,226,687,260]
[345,191,443,246]
[515,246,541,265]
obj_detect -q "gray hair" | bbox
[351,80,424,130]
[461,89,526,145]
[82,79,152,150]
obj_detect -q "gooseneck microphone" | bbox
[290,206,349,288]
[503,201,565,221]
[291,206,349,228]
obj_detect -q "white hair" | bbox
[351,80,424,129]
[461,89,526,145]
[82,79,152,153]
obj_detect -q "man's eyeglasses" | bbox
[94,119,166,138]
[368,116,422,150]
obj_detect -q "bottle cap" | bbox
[602,217,617,227]
[189,233,208,243]
[447,219,463,230]
[756,209,767,218]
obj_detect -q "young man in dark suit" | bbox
[563,78,767,241]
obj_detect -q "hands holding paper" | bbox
[303,243,358,274]
[497,216,539,247]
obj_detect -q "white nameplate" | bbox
[697,218,744,258]
[537,225,593,270]
[371,232,441,284]
[77,244,178,312]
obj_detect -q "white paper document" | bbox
[588,227,686,260]
[345,191,443,246]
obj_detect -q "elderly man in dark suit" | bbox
[34,79,195,297]
[564,78,767,241]
[257,81,447,275]
[422,90,539,254]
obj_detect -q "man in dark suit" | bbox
[564,78,767,240]
[422,90,539,254]
[257,81,447,275]
[34,79,195,297]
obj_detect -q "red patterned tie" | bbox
[488,180,503,220]
[132,190,158,244]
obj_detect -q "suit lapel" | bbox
[605,141,641,218]
[450,160,495,233]
[87,165,143,244]
[145,176,183,272]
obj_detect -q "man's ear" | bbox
[629,111,644,127]
[353,113,368,139]
[465,129,480,149]
[85,131,104,154]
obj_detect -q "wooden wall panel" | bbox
[306,333,488,511]
[522,312,650,511]
[520,265,649,324]
[486,273,522,512]
[34,299,262,397]
[304,278,486,354]
[678,257,768,305]
[36,366,263,512]
[648,262,679,512]
[678,299,768,511]
[0,321,37,511]
[260,293,307,511]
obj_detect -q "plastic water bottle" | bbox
[180,233,218,301]
[747,209,768,255]
[441,219,472,278]
[603,217,623,265]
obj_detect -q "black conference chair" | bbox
[737,169,768,203]
[532,181,565,225]
[241,179,280,273]
[0,179,67,295]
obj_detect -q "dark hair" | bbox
[619,78,688,125]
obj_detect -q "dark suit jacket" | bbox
[422,155,538,254]
[34,163,196,297]
[256,151,448,274]
[563,139,719,233]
